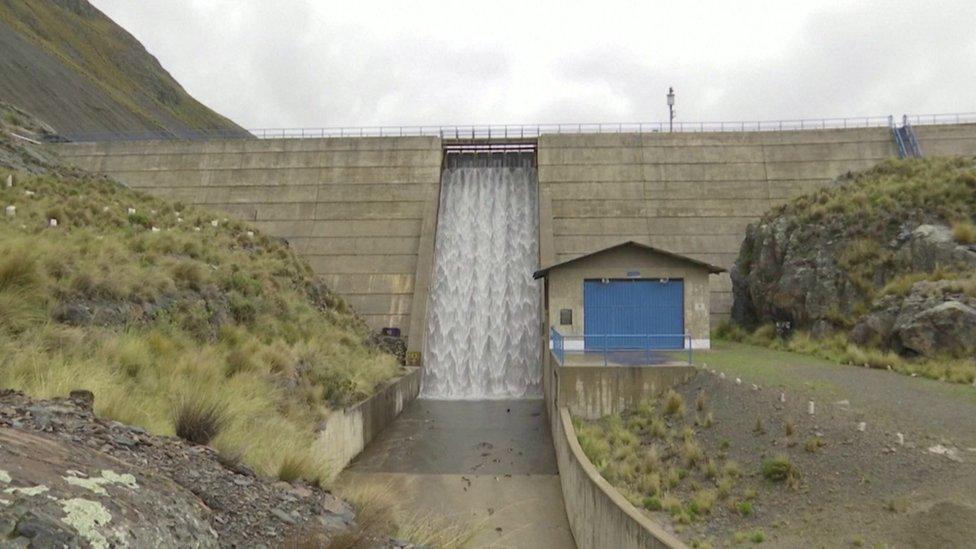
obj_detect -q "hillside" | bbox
[0,0,247,139]
[0,102,399,485]
[730,158,976,381]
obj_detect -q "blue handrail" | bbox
[549,329,692,366]
[551,327,565,365]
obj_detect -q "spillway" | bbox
[421,151,542,399]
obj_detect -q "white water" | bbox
[421,152,542,400]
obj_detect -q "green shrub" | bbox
[643,496,663,511]
[127,212,151,228]
[761,455,799,484]
[737,500,754,516]
[805,436,825,453]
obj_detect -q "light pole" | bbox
[667,87,675,132]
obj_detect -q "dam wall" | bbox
[56,122,976,345]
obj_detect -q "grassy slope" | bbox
[698,341,976,403]
[0,0,243,132]
[0,164,398,484]
[574,391,757,544]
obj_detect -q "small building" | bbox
[534,241,725,353]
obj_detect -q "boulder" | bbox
[893,299,976,357]
[907,224,976,272]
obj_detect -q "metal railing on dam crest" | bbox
[58,112,976,142]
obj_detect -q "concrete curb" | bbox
[555,406,687,549]
[314,366,420,479]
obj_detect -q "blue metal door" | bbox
[583,279,684,350]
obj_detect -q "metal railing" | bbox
[905,112,976,126]
[57,111,976,143]
[551,327,565,365]
[550,328,692,367]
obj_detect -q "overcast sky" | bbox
[91,0,976,129]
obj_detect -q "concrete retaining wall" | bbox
[552,406,686,549]
[313,366,420,478]
[542,348,693,548]
[557,363,697,420]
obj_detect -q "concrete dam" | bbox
[56,122,976,363]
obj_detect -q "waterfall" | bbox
[421,152,542,400]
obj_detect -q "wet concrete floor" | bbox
[340,399,575,548]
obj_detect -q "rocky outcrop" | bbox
[0,427,218,547]
[731,158,976,359]
[734,218,976,358]
[0,390,357,547]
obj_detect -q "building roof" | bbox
[532,240,727,279]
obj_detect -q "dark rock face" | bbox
[731,217,864,329]
[733,219,976,358]
[0,390,357,547]
[0,427,218,547]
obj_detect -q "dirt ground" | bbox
[651,351,976,548]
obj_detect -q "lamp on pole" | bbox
[667,87,675,132]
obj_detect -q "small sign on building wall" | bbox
[559,309,573,325]
[626,271,640,278]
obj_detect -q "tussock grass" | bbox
[952,219,976,244]
[885,495,909,513]
[174,399,227,445]
[576,398,761,530]
[761,455,800,489]
[664,389,685,417]
[336,481,481,548]
[0,171,400,484]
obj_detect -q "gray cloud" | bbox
[92,0,976,129]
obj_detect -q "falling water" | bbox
[421,152,542,400]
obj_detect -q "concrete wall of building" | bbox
[537,123,976,326]
[545,245,712,346]
[56,137,442,350]
[313,366,420,478]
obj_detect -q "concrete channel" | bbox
[339,399,575,548]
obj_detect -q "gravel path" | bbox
[668,342,976,547]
